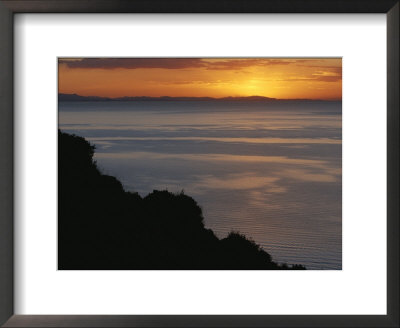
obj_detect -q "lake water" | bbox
[59,100,342,269]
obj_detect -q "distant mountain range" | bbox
[59,93,339,102]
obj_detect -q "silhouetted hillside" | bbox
[58,93,279,102]
[58,130,306,270]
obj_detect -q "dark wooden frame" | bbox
[0,1,398,327]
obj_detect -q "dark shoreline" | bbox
[59,93,341,103]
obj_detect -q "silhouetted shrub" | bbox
[58,130,306,270]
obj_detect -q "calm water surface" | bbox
[59,100,342,269]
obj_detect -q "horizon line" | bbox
[58,93,342,102]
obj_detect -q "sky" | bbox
[58,58,342,100]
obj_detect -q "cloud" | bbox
[276,66,342,83]
[296,65,342,82]
[59,58,207,70]
[282,76,341,83]
[58,58,322,71]
[203,59,297,70]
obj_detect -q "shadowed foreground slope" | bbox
[58,130,305,270]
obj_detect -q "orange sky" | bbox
[58,58,342,100]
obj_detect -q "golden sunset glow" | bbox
[58,58,342,100]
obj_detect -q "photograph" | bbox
[58,57,342,270]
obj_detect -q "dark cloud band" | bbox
[59,58,206,70]
[59,58,335,71]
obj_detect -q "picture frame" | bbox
[0,0,398,327]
